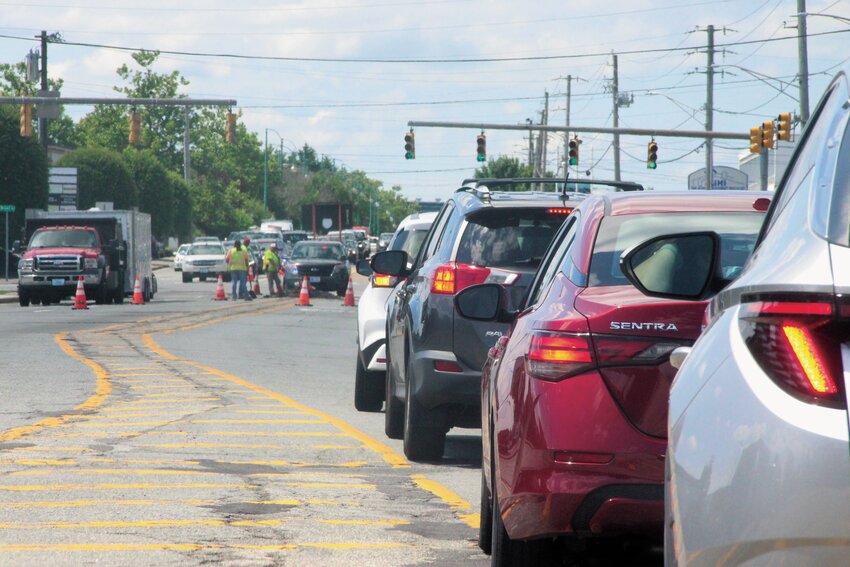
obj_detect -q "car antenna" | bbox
[561,167,570,199]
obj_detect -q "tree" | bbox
[57,148,137,210]
[168,171,193,241]
[474,155,536,190]
[123,148,174,238]
[0,105,48,241]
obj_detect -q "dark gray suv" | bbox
[371,178,643,461]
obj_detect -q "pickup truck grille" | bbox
[192,259,219,267]
[35,255,81,272]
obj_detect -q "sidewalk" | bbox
[0,259,172,304]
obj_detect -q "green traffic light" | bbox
[405,152,413,160]
[568,158,577,166]
[477,155,486,162]
[647,161,657,170]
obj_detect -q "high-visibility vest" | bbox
[263,249,281,271]
[227,247,250,271]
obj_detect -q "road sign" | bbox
[688,166,748,191]
[0,205,15,213]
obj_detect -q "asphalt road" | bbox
[0,265,662,566]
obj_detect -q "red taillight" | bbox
[430,262,514,295]
[434,360,463,373]
[527,331,594,381]
[740,300,845,408]
[547,207,574,215]
[372,273,397,288]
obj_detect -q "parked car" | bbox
[371,178,632,461]
[353,212,438,412]
[456,190,770,565]
[173,243,191,271]
[181,242,229,283]
[621,70,850,567]
[282,240,349,296]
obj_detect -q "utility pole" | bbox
[541,91,549,181]
[612,54,621,181]
[183,107,191,183]
[38,30,48,149]
[564,75,572,175]
[706,24,715,191]
[797,0,810,126]
[526,118,534,169]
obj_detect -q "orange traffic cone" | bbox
[131,275,144,305]
[72,276,88,310]
[214,274,227,301]
[297,276,312,306]
[253,272,262,297]
[343,277,355,307]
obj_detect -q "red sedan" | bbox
[455,191,771,565]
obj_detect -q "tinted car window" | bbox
[418,203,453,265]
[829,116,850,246]
[527,216,578,306]
[588,212,765,286]
[455,208,565,269]
[390,228,430,257]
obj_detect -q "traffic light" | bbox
[129,110,141,145]
[777,112,792,142]
[19,103,32,137]
[476,132,486,162]
[225,111,237,144]
[762,120,775,150]
[404,129,415,159]
[647,140,658,170]
[749,126,762,154]
[568,136,580,166]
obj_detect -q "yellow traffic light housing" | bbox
[19,103,32,137]
[568,136,580,166]
[647,140,658,170]
[777,112,792,142]
[762,121,775,150]
[225,111,236,144]
[749,126,762,154]
[476,132,486,162]
[404,129,415,159]
[129,110,141,145]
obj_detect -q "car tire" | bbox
[491,477,522,566]
[354,353,384,412]
[384,355,404,439]
[18,290,30,307]
[31,296,42,306]
[479,465,493,554]
[403,359,446,462]
[199,275,207,282]
[182,272,192,283]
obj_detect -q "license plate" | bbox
[310,276,321,283]
[200,268,209,274]
[52,278,65,286]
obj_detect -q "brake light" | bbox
[547,207,574,215]
[740,300,845,408]
[372,274,397,288]
[431,263,494,295]
[527,331,594,381]
[434,360,463,373]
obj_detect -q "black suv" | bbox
[371,178,644,461]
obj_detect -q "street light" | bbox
[264,128,297,210]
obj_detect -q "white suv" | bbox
[353,212,437,411]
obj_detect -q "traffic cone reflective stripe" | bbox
[72,276,88,310]
[214,274,227,301]
[343,277,355,307]
[297,276,312,306]
[131,275,144,305]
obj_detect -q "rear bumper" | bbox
[496,370,666,541]
[284,273,346,292]
[410,350,481,427]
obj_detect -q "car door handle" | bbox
[404,284,416,294]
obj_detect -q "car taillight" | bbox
[740,300,845,409]
[431,262,517,295]
[527,331,594,381]
[372,273,397,288]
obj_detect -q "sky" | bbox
[1,0,849,202]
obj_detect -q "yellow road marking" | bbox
[411,474,479,529]
[0,499,215,509]
[7,447,93,453]
[0,517,408,529]
[61,421,172,427]
[233,410,309,415]
[189,419,328,424]
[0,542,409,551]
[282,482,376,489]
[0,333,111,443]
[111,373,172,377]
[0,483,252,492]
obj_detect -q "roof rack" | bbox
[463,178,644,194]
[455,184,491,203]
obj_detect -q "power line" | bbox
[0,28,847,64]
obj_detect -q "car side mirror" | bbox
[455,283,516,323]
[370,250,409,277]
[356,259,373,277]
[11,240,21,253]
[620,231,721,301]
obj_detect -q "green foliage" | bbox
[168,171,193,241]
[0,105,48,239]
[189,180,264,237]
[57,147,137,210]
[474,155,536,190]
[123,148,174,238]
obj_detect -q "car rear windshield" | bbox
[189,244,224,255]
[456,208,567,269]
[30,229,97,248]
[588,212,765,287]
[390,228,429,257]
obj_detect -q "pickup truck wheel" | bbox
[18,290,30,307]
[30,296,41,306]
[182,272,192,283]
[354,353,384,412]
[403,360,447,462]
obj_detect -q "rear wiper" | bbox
[513,257,542,265]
